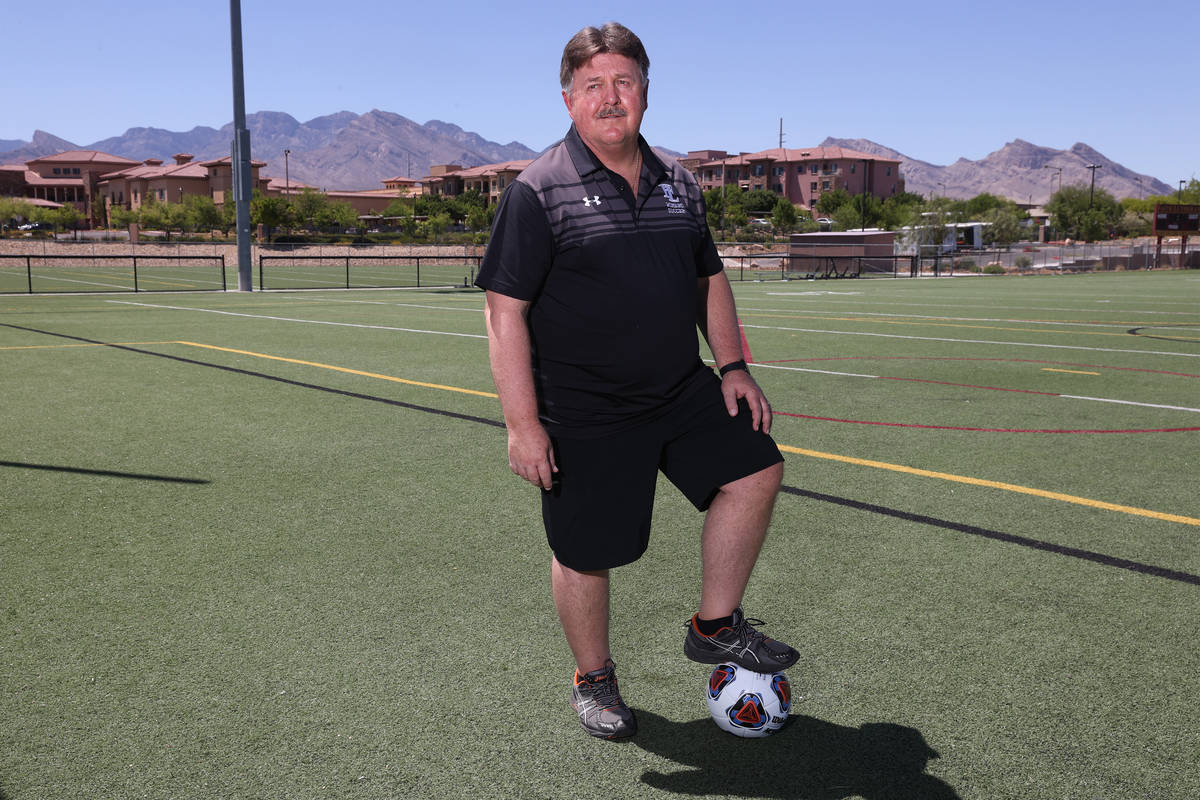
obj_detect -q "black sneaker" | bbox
[569,659,637,739]
[684,608,799,672]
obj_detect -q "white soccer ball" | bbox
[705,662,791,737]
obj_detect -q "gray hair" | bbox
[559,22,650,93]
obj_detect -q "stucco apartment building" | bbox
[2,147,421,223]
[421,160,533,205]
[419,145,904,213]
[681,146,904,210]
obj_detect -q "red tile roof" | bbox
[26,150,141,167]
[697,146,898,167]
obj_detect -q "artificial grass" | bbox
[2,271,1198,799]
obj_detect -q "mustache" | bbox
[597,107,627,118]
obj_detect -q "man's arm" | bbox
[696,270,773,434]
[484,290,557,489]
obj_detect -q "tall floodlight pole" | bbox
[230,0,253,291]
[1085,164,1102,209]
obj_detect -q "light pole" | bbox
[860,159,870,231]
[1085,164,1102,208]
[1180,180,1186,203]
[1043,165,1062,202]
[284,149,291,201]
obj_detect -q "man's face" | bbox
[562,52,648,153]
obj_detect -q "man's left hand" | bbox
[720,369,772,434]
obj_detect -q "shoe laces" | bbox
[587,676,622,709]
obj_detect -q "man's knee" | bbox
[722,461,782,493]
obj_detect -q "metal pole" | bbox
[230,0,253,291]
[1085,164,1101,208]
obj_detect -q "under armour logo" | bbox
[582,195,601,207]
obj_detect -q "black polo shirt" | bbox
[476,124,724,436]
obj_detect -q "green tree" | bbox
[770,197,797,232]
[1047,184,1121,241]
[981,203,1026,246]
[184,195,222,236]
[742,189,779,214]
[466,205,489,232]
[314,200,357,231]
[250,192,293,241]
[292,188,329,231]
[111,205,138,229]
[138,195,168,233]
[382,197,413,218]
[815,187,852,216]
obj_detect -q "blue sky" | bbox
[5,1,1196,185]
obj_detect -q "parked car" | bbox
[18,222,41,230]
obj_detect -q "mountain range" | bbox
[820,137,1172,205]
[0,110,1173,203]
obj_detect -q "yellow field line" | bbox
[1042,368,1101,375]
[163,340,1200,528]
[776,444,1200,527]
[176,341,499,398]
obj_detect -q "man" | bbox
[476,22,798,740]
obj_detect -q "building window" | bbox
[850,163,856,174]
[822,181,831,191]
[772,183,783,193]
[810,182,818,193]
[73,168,80,175]
[53,168,61,175]
[752,165,764,176]
[886,166,892,176]
[810,165,818,175]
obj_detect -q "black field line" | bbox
[0,460,209,484]
[0,322,503,429]
[781,486,1200,586]
[6,321,1195,586]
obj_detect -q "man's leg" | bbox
[551,555,611,674]
[698,461,783,620]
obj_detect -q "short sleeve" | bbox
[474,181,555,300]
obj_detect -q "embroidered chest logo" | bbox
[582,195,602,207]
[659,183,687,215]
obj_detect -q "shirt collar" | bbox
[563,124,668,184]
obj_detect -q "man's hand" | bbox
[720,369,773,434]
[507,423,558,490]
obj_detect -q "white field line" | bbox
[276,295,483,313]
[746,361,1200,415]
[755,298,1199,315]
[740,323,1200,359]
[1059,395,1200,414]
[743,307,1199,330]
[106,301,488,339]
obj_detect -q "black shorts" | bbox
[541,375,784,572]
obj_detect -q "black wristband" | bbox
[718,359,748,377]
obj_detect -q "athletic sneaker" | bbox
[684,607,800,672]
[569,659,637,739]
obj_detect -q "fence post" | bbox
[220,254,227,291]
[26,255,32,293]
[345,256,351,289]
[133,255,139,292]
[416,257,421,287]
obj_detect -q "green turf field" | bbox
[2,271,1198,799]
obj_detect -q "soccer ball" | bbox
[705,662,791,737]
